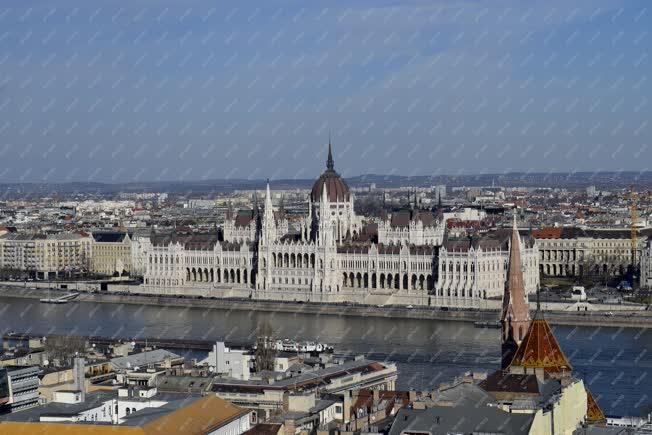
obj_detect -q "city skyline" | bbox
[0,0,650,182]
[0,1,650,432]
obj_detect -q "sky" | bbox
[0,0,650,183]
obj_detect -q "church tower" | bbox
[501,215,531,369]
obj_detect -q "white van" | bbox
[570,286,587,301]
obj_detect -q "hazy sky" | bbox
[0,0,650,182]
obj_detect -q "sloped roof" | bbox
[443,228,535,252]
[110,349,181,370]
[92,232,128,243]
[479,371,542,395]
[389,403,534,435]
[151,233,219,250]
[509,311,572,373]
[234,209,256,228]
[0,423,142,434]
[388,209,436,228]
[137,394,249,434]
[586,388,606,424]
[351,390,417,422]
[243,423,283,435]
[533,227,652,240]
[310,144,350,203]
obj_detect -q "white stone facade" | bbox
[436,234,539,299]
[137,158,540,307]
[376,210,444,246]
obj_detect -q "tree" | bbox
[43,335,86,367]
[254,321,277,373]
[354,195,384,218]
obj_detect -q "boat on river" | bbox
[40,292,79,304]
[254,338,333,353]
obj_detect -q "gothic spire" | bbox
[326,137,334,171]
[263,179,274,221]
[504,214,529,320]
[500,212,532,368]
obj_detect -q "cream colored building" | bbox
[0,232,92,279]
[91,232,132,276]
[534,227,649,278]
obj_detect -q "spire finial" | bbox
[326,136,334,171]
[264,179,273,212]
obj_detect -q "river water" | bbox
[0,296,649,417]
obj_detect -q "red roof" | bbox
[310,144,350,202]
[586,388,606,423]
[532,228,563,239]
[509,312,572,373]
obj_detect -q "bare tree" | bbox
[254,321,277,373]
[43,335,86,367]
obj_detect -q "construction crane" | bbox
[629,186,638,280]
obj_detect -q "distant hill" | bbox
[1,171,651,200]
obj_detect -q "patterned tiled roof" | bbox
[586,388,606,424]
[509,311,572,373]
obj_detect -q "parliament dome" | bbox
[310,143,350,203]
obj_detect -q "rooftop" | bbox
[110,349,182,371]
[0,392,249,435]
[213,359,393,393]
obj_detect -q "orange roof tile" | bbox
[509,312,572,373]
[0,395,248,435]
[532,227,563,239]
[142,394,249,435]
[0,423,143,434]
[586,388,606,424]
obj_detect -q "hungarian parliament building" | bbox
[138,145,539,306]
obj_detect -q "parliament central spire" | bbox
[326,137,334,171]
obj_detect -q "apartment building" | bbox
[0,232,92,279]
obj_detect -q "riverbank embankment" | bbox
[1,285,650,328]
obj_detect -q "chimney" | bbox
[73,357,86,402]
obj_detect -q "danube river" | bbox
[0,296,649,417]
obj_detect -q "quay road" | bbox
[2,331,221,352]
[0,284,650,328]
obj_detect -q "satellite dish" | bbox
[43,359,49,366]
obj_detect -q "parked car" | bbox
[617,281,632,291]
